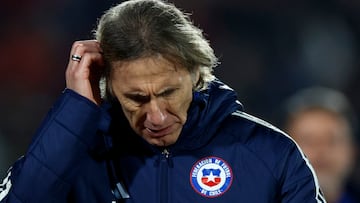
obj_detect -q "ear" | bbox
[191,68,200,89]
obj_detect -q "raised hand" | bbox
[65,40,105,105]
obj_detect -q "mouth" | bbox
[145,125,173,137]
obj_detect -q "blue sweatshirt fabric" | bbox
[0,80,326,202]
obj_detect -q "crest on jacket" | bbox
[190,156,233,198]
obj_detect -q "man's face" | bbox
[110,55,197,147]
[286,109,354,191]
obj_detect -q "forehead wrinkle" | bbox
[109,54,191,102]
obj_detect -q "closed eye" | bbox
[157,88,177,97]
[124,88,178,105]
[125,93,150,104]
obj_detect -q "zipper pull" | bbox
[153,148,168,167]
[162,149,170,158]
[162,149,174,167]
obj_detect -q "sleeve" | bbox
[0,89,111,203]
[278,139,327,203]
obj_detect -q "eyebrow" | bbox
[123,87,178,100]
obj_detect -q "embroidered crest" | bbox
[190,156,233,198]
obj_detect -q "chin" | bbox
[145,134,178,147]
[150,138,175,147]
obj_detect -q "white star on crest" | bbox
[206,171,216,183]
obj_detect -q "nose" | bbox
[144,100,167,128]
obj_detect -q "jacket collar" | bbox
[173,79,242,151]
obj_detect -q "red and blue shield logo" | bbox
[190,156,233,198]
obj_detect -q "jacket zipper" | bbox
[159,148,172,203]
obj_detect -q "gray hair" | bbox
[95,0,217,96]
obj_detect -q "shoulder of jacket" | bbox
[230,110,285,133]
[228,110,313,171]
[226,110,299,166]
[227,110,290,139]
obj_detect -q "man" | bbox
[283,87,359,203]
[0,0,325,202]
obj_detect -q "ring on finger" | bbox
[71,54,82,62]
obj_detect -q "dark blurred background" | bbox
[0,0,359,189]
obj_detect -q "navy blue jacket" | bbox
[0,80,326,202]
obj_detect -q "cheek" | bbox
[173,103,188,124]
[332,144,354,166]
[119,100,144,129]
[170,89,193,122]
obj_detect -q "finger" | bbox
[65,54,105,105]
[66,52,104,81]
[65,40,105,105]
[68,41,104,74]
[69,40,102,58]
